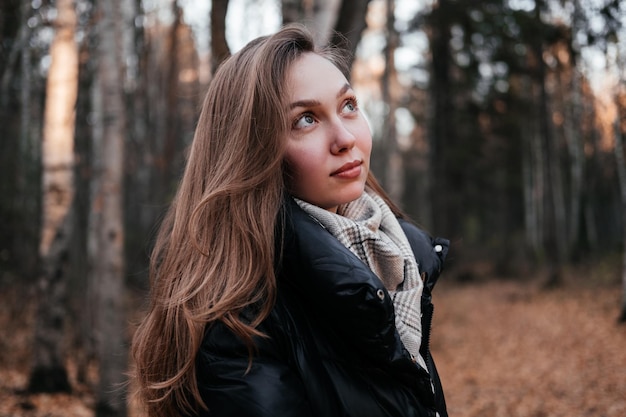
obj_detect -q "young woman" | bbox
[131,24,449,417]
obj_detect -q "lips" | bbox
[331,160,362,178]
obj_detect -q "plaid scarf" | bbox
[295,189,427,370]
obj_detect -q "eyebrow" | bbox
[289,83,353,110]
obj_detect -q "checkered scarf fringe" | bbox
[295,190,427,369]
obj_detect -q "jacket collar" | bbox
[278,197,409,363]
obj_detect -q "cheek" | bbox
[284,145,318,190]
[285,139,328,172]
[356,124,373,160]
[284,147,306,176]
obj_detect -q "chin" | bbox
[338,186,366,206]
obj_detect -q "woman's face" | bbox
[284,53,372,213]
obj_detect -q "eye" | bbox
[341,97,359,114]
[293,113,316,130]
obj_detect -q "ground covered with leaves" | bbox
[1,271,624,417]
[433,276,626,417]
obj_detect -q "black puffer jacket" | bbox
[196,198,449,417]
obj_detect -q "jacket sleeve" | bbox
[195,321,313,417]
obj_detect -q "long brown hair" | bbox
[130,24,404,417]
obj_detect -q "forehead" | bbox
[287,53,348,99]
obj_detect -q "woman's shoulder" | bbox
[398,219,449,289]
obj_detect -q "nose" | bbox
[330,119,356,154]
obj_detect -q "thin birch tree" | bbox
[90,0,129,414]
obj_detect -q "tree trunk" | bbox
[281,0,304,25]
[561,70,584,258]
[71,35,96,385]
[614,117,626,323]
[210,0,230,73]
[564,0,585,257]
[532,0,562,287]
[315,0,341,45]
[1,1,41,281]
[163,2,182,188]
[380,0,401,200]
[330,0,372,69]
[522,75,543,256]
[0,0,23,107]
[91,0,128,414]
[427,0,454,237]
[28,0,78,393]
[547,97,568,263]
[403,83,432,228]
[583,107,600,253]
[124,0,151,285]
[18,0,36,277]
[282,0,340,45]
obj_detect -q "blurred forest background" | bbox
[1,0,626,416]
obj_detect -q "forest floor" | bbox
[432,274,626,417]
[0,265,625,417]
